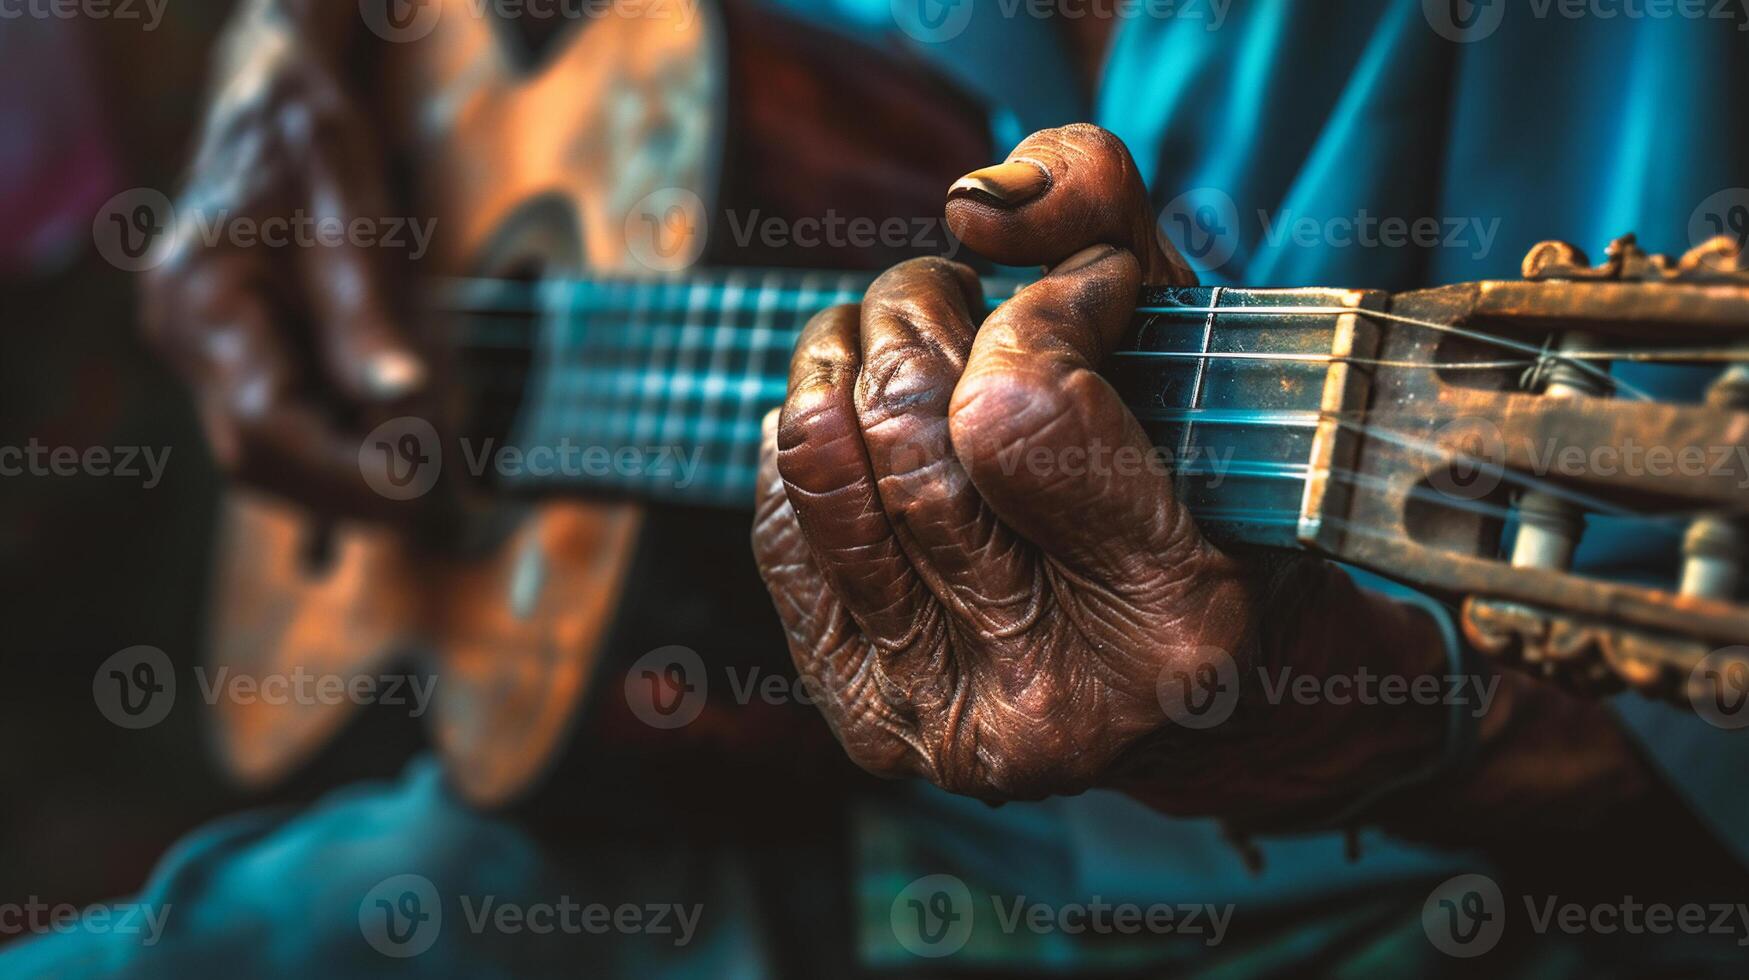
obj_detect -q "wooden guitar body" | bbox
[210,2,720,805]
[205,2,992,805]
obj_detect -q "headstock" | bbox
[1299,235,1749,711]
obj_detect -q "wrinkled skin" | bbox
[142,6,1662,837]
[751,125,1451,816]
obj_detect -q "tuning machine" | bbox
[1298,236,1749,710]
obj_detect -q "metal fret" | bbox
[698,272,744,501]
[731,270,783,489]
[474,279,1355,549]
[1177,284,1221,495]
[601,279,650,437]
[628,281,685,453]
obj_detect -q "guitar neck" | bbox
[445,270,1382,550]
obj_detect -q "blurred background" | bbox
[4,2,1749,976]
[0,2,292,910]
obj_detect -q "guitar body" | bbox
[194,2,1749,806]
[210,2,721,805]
[206,2,993,805]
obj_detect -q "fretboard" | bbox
[443,270,1367,549]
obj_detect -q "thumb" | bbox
[945,123,1195,286]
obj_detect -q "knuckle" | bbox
[867,259,980,333]
[854,340,951,429]
[949,362,1072,456]
[968,729,1096,800]
[1050,121,1123,154]
[775,391,863,499]
[870,255,974,296]
[138,251,224,359]
[270,72,350,149]
[793,304,860,372]
[841,729,914,781]
[1018,122,1121,171]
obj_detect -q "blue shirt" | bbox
[8,2,1746,976]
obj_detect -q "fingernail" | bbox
[948,160,1050,207]
[364,350,426,401]
[1052,244,1120,275]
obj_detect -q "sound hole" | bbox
[455,194,585,484]
[457,257,541,468]
[483,3,584,72]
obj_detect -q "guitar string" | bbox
[475,377,1709,522]
[476,372,1716,537]
[449,278,1732,532]
[430,277,1749,370]
[459,322,1537,372]
[495,447,1702,544]
[434,290,1743,399]
[470,343,1718,524]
